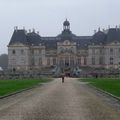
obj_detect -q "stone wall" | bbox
[8,43,30,71]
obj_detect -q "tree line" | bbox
[0,54,8,70]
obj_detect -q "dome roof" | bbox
[63,19,70,26]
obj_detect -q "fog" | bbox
[0,0,120,54]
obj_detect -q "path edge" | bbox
[0,83,43,99]
[88,83,120,101]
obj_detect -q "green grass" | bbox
[80,78,120,97]
[0,78,51,96]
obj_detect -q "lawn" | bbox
[80,78,120,97]
[0,78,51,96]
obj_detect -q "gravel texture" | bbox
[0,78,120,120]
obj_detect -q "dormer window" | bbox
[12,50,16,54]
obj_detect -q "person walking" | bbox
[62,73,65,83]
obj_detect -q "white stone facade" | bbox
[8,40,120,71]
[8,20,120,71]
[88,42,120,69]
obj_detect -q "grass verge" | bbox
[80,78,120,97]
[0,78,51,96]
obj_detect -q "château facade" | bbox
[8,20,120,71]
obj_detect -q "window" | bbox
[31,58,34,66]
[99,49,103,54]
[92,49,95,55]
[39,50,41,54]
[39,58,42,65]
[65,57,69,66]
[110,57,113,60]
[92,57,95,65]
[47,58,50,65]
[84,57,87,65]
[110,57,113,65]
[59,58,64,66]
[110,48,113,54]
[70,57,74,66]
[12,50,16,54]
[53,58,56,65]
[21,50,24,54]
[31,50,34,54]
[99,57,104,65]
[119,48,120,52]
[60,47,64,53]
[13,68,16,72]
[77,58,81,65]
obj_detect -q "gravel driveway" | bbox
[0,78,120,120]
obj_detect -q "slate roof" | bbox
[9,30,28,45]
[76,37,92,49]
[57,29,76,41]
[106,28,120,43]
[42,40,57,50]
[9,27,120,49]
[27,32,41,45]
[91,31,107,45]
[90,28,120,45]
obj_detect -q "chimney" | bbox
[33,28,35,33]
[29,29,31,33]
[25,30,27,34]
[23,26,25,30]
[14,26,18,32]
[94,30,96,34]
[98,27,100,31]
[37,31,39,34]
[103,29,105,32]
[116,25,118,30]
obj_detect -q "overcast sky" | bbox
[0,0,120,54]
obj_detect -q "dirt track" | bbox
[0,78,120,120]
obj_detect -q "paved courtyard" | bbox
[0,78,120,120]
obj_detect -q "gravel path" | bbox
[0,78,120,120]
